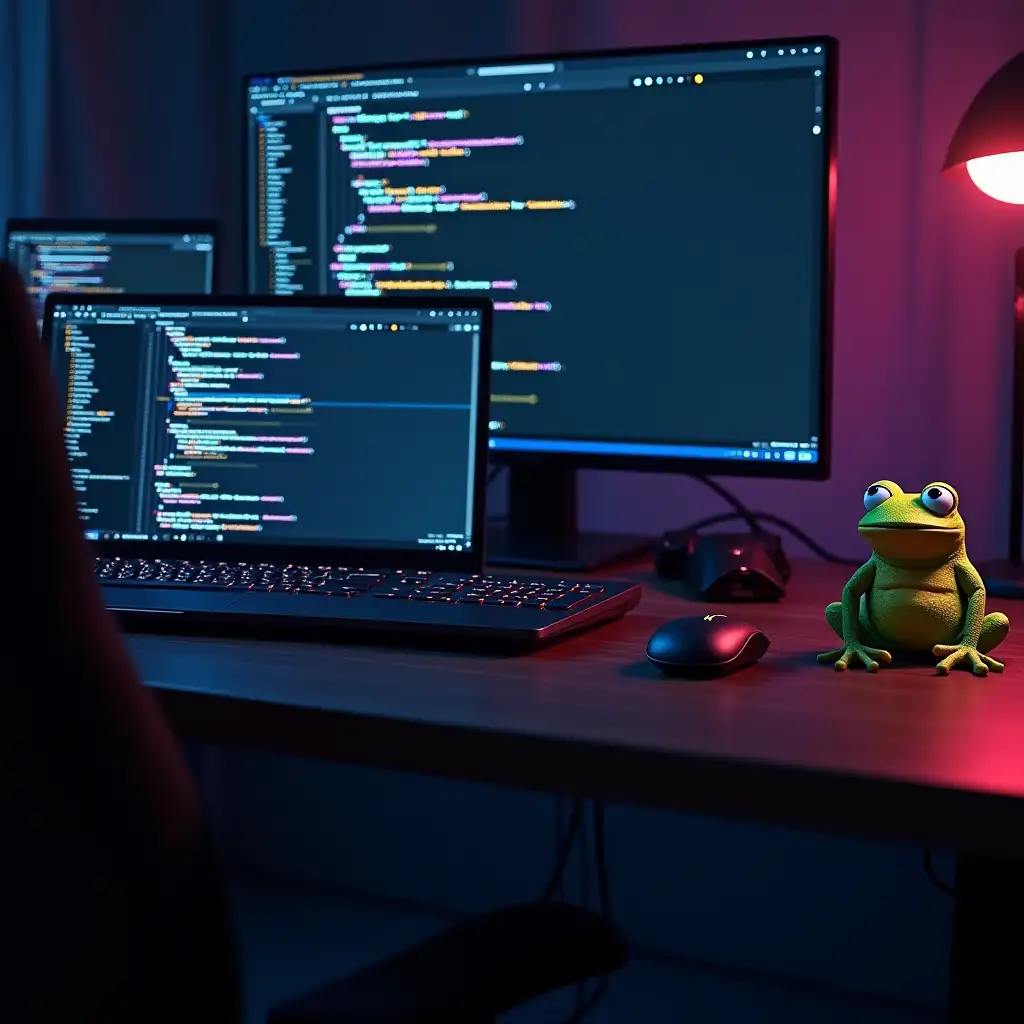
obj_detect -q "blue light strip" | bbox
[312,402,471,410]
[488,437,818,462]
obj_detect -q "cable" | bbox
[689,473,760,533]
[559,800,614,1024]
[924,849,955,898]
[574,811,591,1015]
[553,796,568,902]
[578,810,591,908]
[687,474,857,564]
[485,465,852,564]
[563,976,609,1024]
[593,800,611,919]
[541,798,584,902]
[669,508,857,565]
[749,511,858,565]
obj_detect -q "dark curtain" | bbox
[0,0,49,223]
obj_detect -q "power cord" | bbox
[542,798,614,1024]
[483,464,853,565]
[561,801,612,1024]
[689,473,760,533]
[594,800,611,919]
[552,796,568,902]
[924,849,955,897]
[541,797,584,902]
[574,809,591,1013]
[673,509,858,566]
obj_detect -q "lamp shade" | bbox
[943,51,1024,204]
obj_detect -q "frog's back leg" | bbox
[825,601,842,638]
[971,612,1010,654]
[825,595,887,646]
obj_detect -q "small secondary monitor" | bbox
[244,37,836,568]
[44,294,491,570]
[7,219,218,325]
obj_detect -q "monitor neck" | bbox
[486,464,649,572]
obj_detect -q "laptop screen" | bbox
[6,220,217,326]
[45,295,490,563]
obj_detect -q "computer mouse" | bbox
[646,614,770,678]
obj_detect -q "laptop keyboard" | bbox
[94,557,607,611]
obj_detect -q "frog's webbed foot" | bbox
[818,643,892,672]
[932,644,1003,676]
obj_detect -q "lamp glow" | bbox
[965,151,1024,204]
[942,51,1024,199]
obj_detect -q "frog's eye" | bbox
[864,484,893,511]
[921,485,956,516]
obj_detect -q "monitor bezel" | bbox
[6,217,222,293]
[241,34,837,483]
[43,291,494,573]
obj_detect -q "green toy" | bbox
[818,480,1009,676]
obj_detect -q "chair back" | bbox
[3,262,242,1024]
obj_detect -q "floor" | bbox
[230,875,945,1023]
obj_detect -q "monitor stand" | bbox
[485,465,652,573]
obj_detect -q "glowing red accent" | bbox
[966,152,1024,204]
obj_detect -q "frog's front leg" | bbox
[825,596,886,646]
[932,565,1010,676]
[818,561,893,672]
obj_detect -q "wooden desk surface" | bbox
[131,560,1024,856]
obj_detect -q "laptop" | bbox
[44,292,641,649]
[7,218,217,328]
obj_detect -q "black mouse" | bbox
[646,614,770,678]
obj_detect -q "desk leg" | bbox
[950,854,1024,1021]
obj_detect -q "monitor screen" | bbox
[7,220,217,325]
[244,38,835,477]
[45,295,489,560]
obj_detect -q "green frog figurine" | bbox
[818,480,1009,676]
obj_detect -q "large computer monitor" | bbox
[6,218,218,326]
[244,37,836,570]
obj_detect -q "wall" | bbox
[26,0,1024,1013]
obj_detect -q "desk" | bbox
[130,560,1024,1022]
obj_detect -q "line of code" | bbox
[29,243,121,298]
[252,106,569,417]
[331,103,569,412]
[328,103,572,315]
[9,234,216,324]
[154,326,312,536]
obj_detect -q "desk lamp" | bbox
[942,52,1024,597]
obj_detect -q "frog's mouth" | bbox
[859,524,958,532]
[859,522,964,560]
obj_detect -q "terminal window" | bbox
[49,302,482,552]
[245,42,832,465]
